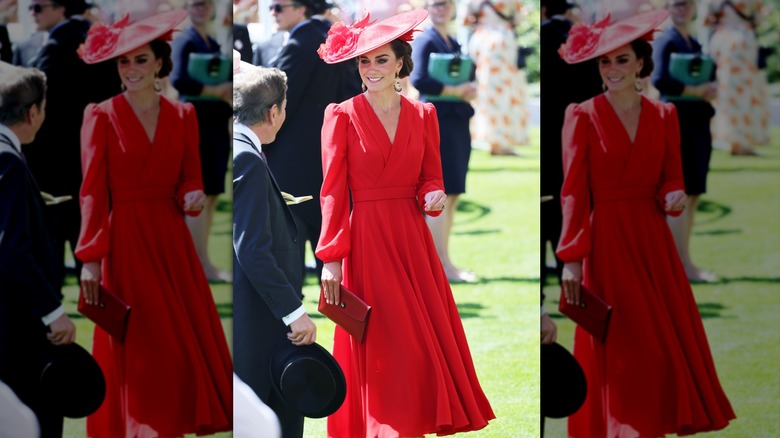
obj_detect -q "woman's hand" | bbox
[442,82,477,101]
[424,190,447,212]
[664,190,687,213]
[81,261,101,305]
[182,190,206,212]
[321,261,342,305]
[561,261,583,306]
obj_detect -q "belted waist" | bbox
[592,186,656,203]
[112,186,176,203]
[352,186,416,202]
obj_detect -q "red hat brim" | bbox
[319,9,428,64]
[560,10,669,64]
[78,10,188,65]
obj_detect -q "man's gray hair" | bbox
[233,66,287,127]
[0,63,47,126]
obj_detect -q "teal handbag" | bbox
[424,53,473,102]
[183,53,231,101]
[667,53,714,101]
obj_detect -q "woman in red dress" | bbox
[75,10,232,437]
[317,10,495,437]
[557,10,735,437]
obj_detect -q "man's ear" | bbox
[268,103,279,124]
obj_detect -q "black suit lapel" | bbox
[234,133,298,229]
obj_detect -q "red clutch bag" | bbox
[78,285,131,343]
[558,285,612,343]
[318,284,371,343]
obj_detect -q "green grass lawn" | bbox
[543,132,780,437]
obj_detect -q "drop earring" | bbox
[634,73,643,93]
[154,71,162,93]
[393,72,402,93]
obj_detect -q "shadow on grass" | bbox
[695,276,780,285]
[467,276,539,285]
[453,229,501,236]
[707,167,780,173]
[695,199,732,223]
[216,198,232,213]
[456,302,491,319]
[693,229,741,236]
[467,166,540,173]
[215,302,233,318]
[455,200,491,224]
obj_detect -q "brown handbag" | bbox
[78,285,131,343]
[558,285,612,343]
[318,284,371,343]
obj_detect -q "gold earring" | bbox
[634,74,643,93]
[602,82,607,92]
[154,72,162,93]
[393,72,402,93]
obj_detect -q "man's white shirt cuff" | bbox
[41,305,65,326]
[282,305,306,326]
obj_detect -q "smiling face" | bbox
[117,44,162,93]
[358,44,403,93]
[598,44,644,92]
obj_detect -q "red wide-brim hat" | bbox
[318,9,428,64]
[558,9,669,64]
[78,9,188,65]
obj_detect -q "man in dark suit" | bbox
[0,24,11,63]
[23,0,120,287]
[265,0,361,281]
[0,62,77,438]
[539,0,602,287]
[233,64,318,438]
[233,21,253,62]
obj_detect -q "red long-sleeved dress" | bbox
[76,94,232,437]
[316,94,495,437]
[558,94,735,437]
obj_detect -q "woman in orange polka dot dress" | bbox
[468,0,529,155]
[704,0,770,155]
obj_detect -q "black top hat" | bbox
[270,342,346,418]
[541,342,587,418]
[298,0,335,15]
[39,343,106,418]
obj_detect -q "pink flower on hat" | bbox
[317,14,374,64]
[77,15,132,64]
[558,14,611,64]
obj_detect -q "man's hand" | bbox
[47,314,76,345]
[288,313,317,346]
[541,313,558,345]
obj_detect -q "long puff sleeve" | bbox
[176,102,204,217]
[316,103,351,263]
[416,102,445,217]
[75,104,111,263]
[656,103,685,217]
[556,103,592,263]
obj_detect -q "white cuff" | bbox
[41,305,65,326]
[282,305,306,326]
[541,305,548,317]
